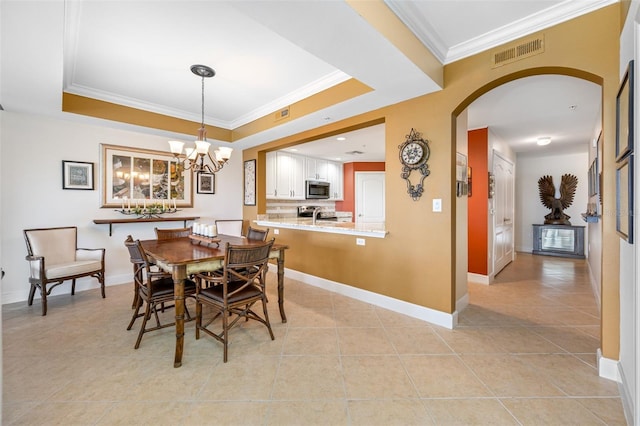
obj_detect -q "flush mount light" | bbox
[336,137,346,141]
[537,137,551,146]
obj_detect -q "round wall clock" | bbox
[398,128,430,200]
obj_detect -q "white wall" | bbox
[515,150,589,253]
[0,111,243,304]
[617,2,639,423]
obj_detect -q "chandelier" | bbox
[168,64,232,174]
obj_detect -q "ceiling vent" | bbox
[491,35,544,68]
[274,106,290,122]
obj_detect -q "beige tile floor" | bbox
[3,252,627,425]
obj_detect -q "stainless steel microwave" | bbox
[305,180,330,199]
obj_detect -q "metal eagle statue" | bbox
[537,174,578,225]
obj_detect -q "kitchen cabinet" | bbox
[305,158,329,181]
[327,161,343,200]
[266,151,305,199]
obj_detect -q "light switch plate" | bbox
[356,238,365,246]
[433,199,442,212]
[273,229,279,235]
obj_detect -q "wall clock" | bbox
[398,128,430,201]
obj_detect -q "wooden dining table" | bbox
[140,234,289,367]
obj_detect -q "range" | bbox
[297,206,338,221]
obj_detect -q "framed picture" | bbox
[101,144,193,208]
[616,154,634,243]
[244,159,256,205]
[62,160,94,190]
[616,60,634,161]
[588,158,598,197]
[197,172,215,194]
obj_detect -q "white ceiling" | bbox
[2,0,613,160]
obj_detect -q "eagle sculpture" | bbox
[538,174,578,225]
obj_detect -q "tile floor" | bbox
[3,253,627,425]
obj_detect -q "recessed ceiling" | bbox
[2,0,612,155]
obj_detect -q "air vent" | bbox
[274,106,290,121]
[345,150,364,155]
[492,35,544,68]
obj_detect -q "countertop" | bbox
[254,218,387,238]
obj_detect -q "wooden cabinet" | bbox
[266,151,305,200]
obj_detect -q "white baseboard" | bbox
[284,268,457,329]
[597,348,621,382]
[456,292,469,313]
[468,272,490,285]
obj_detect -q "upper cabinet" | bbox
[266,152,305,200]
[327,161,343,200]
[267,152,343,200]
[305,158,329,181]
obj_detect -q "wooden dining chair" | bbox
[246,226,269,241]
[154,227,191,239]
[124,237,196,349]
[194,239,275,362]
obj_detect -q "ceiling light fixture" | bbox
[336,137,346,141]
[168,64,232,174]
[537,137,551,146]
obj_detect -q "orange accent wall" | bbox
[336,162,385,217]
[468,128,488,275]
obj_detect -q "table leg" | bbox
[171,264,187,367]
[277,250,287,323]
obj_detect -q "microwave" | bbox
[305,180,330,199]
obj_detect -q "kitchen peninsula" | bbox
[254,217,387,238]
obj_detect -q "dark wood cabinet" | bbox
[532,224,585,259]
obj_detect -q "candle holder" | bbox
[115,202,180,219]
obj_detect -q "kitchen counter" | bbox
[254,218,387,238]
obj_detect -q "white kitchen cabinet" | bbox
[327,160,343,200]
[266,151,305,199]
[305,157,329,181]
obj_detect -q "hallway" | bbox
[2,252,627,425]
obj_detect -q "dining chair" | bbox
[215,219,243,237]
[23,226,106,315]
[246,226,269,241]
[194,239,275,362]
[124,237,196,349]
[154,227,191,239]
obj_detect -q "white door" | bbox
[493,152,515,275]
[355,172,385,223]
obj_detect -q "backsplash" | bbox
[265,200,336,218]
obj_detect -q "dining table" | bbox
[140,234,289,367]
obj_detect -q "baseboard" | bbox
[586,261,601,313]
[617,362,635,426]
[456,292,469,313]
[468,272,490,285]
[597,348,621,382]
[284,268,457,329]
[2,273,132,304]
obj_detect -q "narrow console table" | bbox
[93,216,200,236]
[532,224,585,259]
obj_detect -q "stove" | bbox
[297,206,338,221]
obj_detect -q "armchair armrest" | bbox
[25,254,45,279]
[76,248,105,262]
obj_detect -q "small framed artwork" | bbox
[616,60,634,161]
[62,160,94,190]
[197,172,215,194]
[244,159,256,206]
[616,154,634,243]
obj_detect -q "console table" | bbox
[93,216,199,236]
[532,224,585,259]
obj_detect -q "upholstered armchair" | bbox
[24,226,106,315]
